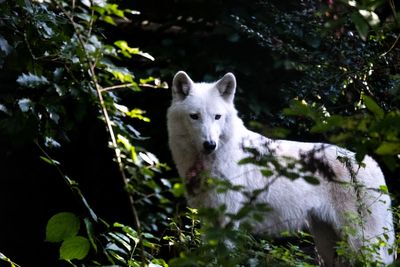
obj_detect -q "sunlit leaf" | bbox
[0,35,12,55]
[102,15,116,26]
[16,73,49,88]
[379,185,389,194]
[359,10,380,27]
[126,108,151,122]
[44,136,61,148]
[114,40,155,61]
[18,98,32,112]
[40,156,60,166]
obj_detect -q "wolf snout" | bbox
[203,141,217,154]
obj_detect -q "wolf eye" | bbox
[215,114,221,120]
[189,113,199,120]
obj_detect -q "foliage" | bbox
[1,0,400,266]
[0,0,171,266]
[235,0,400,169]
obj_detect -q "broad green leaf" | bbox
[375,142,400,155]
[102,15,116,26]
[46,212,80,243]
[105,3,125,18]
[60,236,90,261]
[16,73,49,88]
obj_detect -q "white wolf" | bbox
[167,71,395,266]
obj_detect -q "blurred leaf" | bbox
[18,98,32,112]
[16,73,49,88]
[375,142,400,155]
[283,100,321,121]
[358,10,380,27]
[260,169,273,177]
[40,156,60,166]
[102,15,116,25]
[379,185,389,194]
[363,95,384,118]
[351,12,369,41]
[126,108,151,122]
[46,212,80,243]
[303,176,320,185]
[0,35,12,55]
[171,183,185,197]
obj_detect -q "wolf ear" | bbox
[216,73,236,102]
[172,71,193,101]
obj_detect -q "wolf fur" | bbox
[167,71,395,266]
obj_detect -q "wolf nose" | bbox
[203,141,216,153]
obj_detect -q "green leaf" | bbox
[171,183,185,197]
[84,218,97,252]
[60,236,90,261]
[102,15,116,25]
[363,95,384,118]
[358,10,380,27]
[283,99,320,121]
[126,108,151,122]
[303,176,320,185]
[375,142,400,155]
[40,156,60,166]
[238,157,258,165]
[46,212,80,243]
[260,169,273,177]
[379,185,389,194]
[16,73,49,88]
[114,40,155,61]
[351,12,369,41]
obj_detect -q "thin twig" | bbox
[100,83,137,92]
[100,83,163,92]
[57,2,146,265]
[380,33,400,57]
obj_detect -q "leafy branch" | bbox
[55,1,146,264]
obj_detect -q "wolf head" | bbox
[168,71,237,155]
